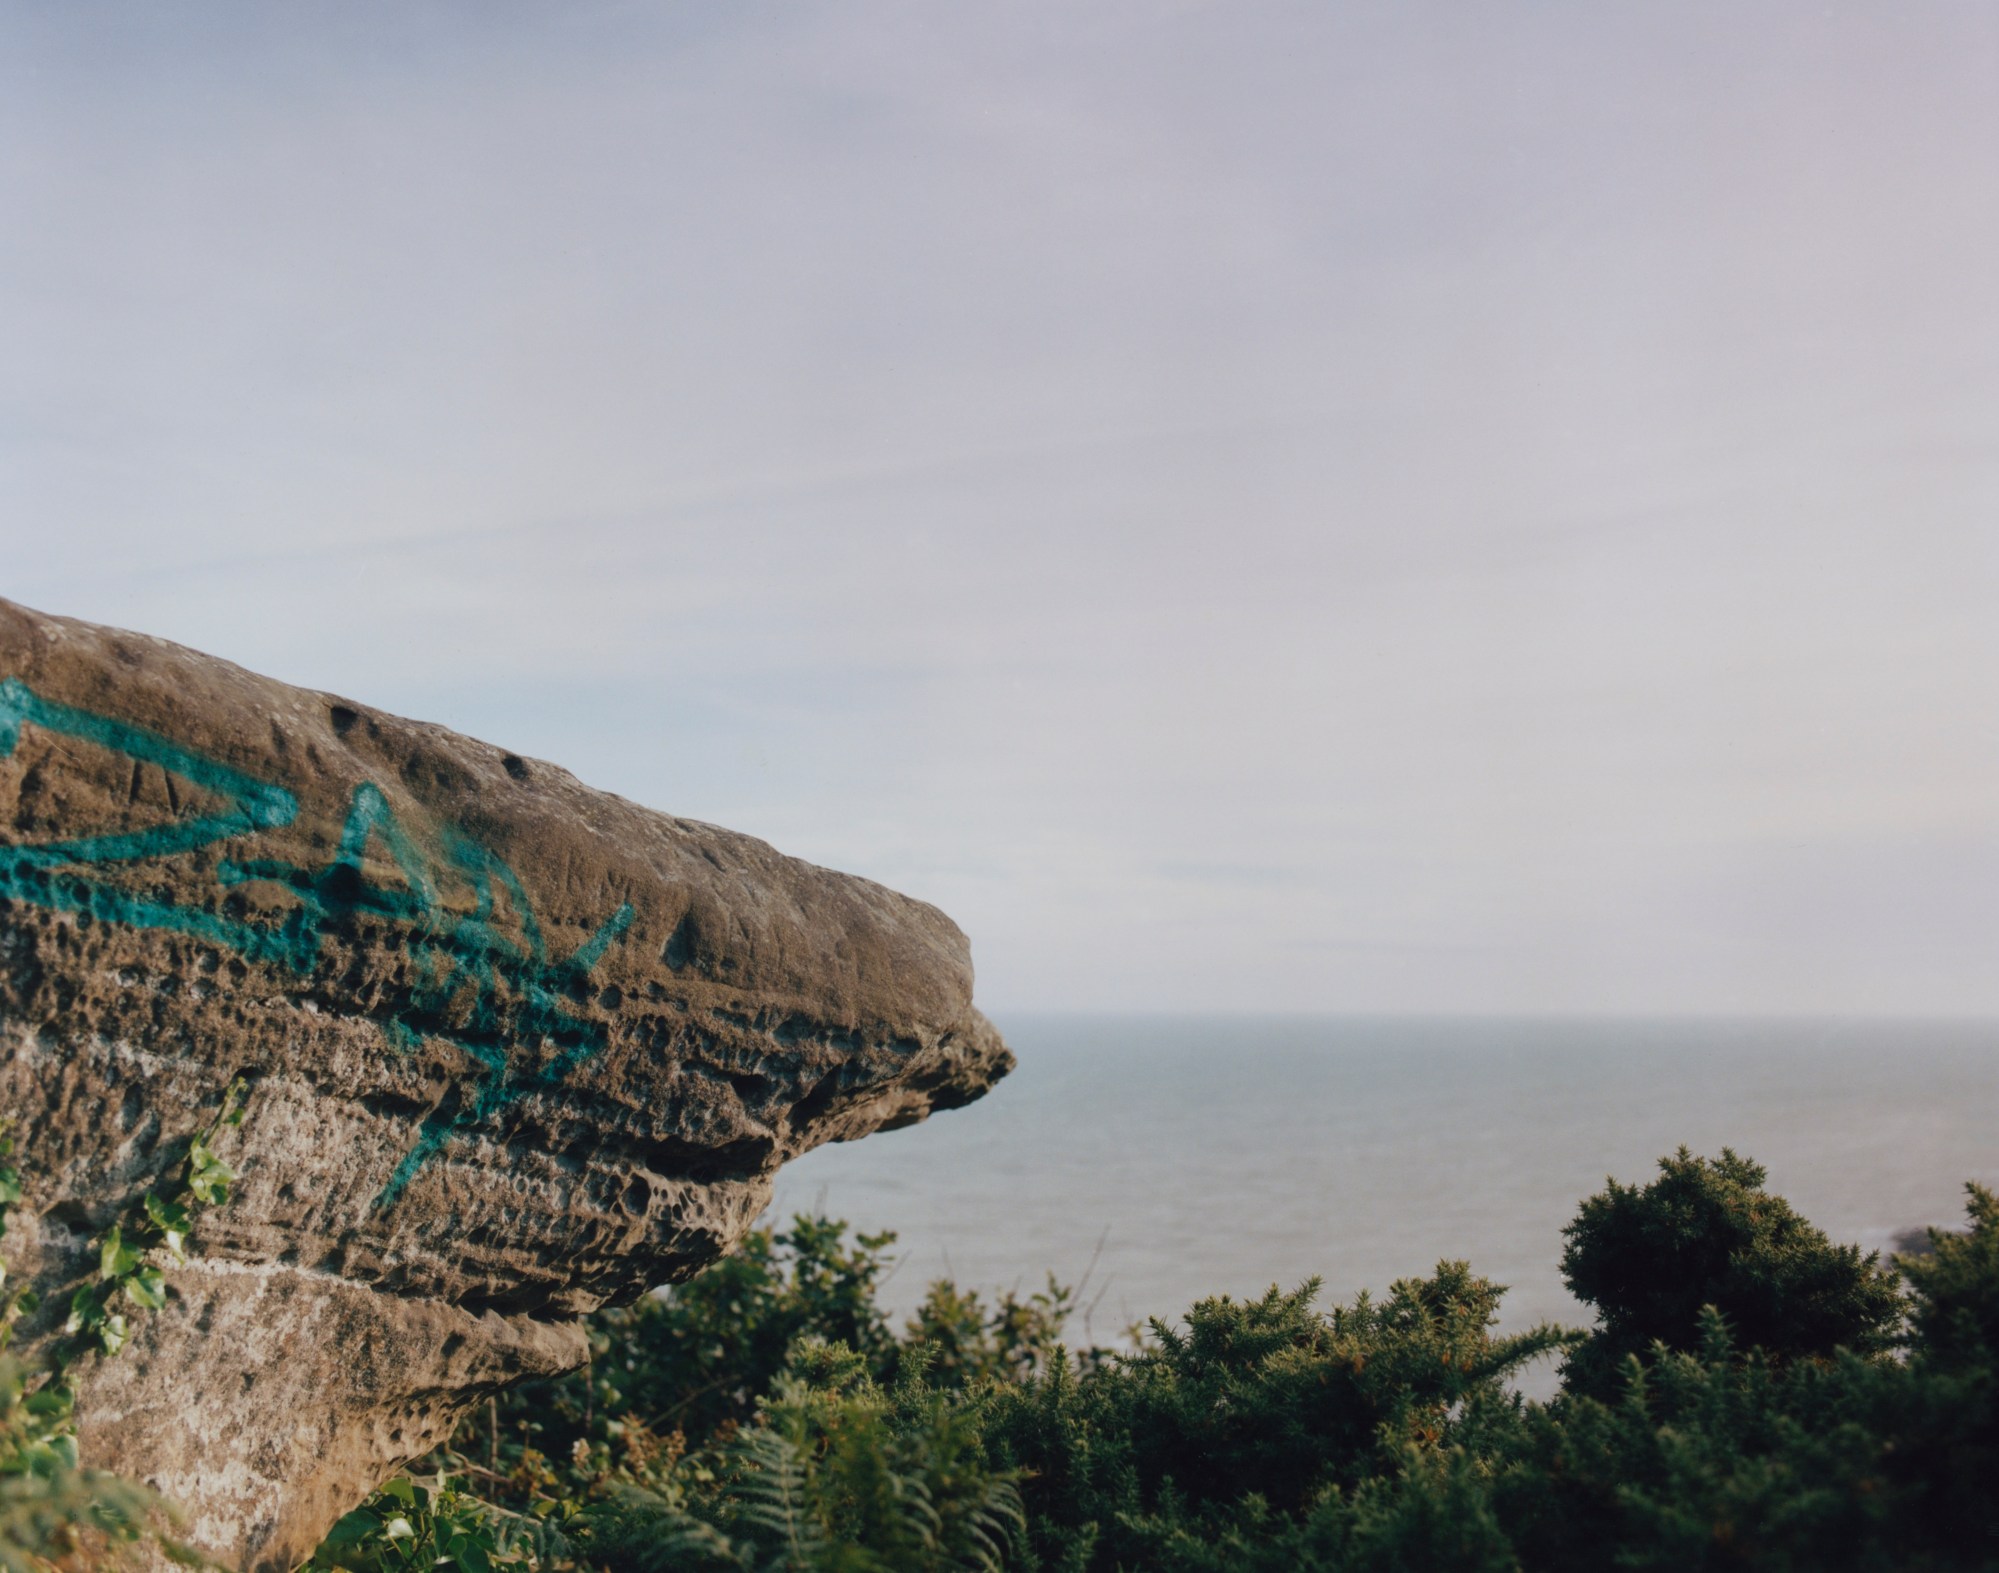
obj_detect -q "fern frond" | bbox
[585,1481,747,1572]
[955,1479,1026,1573]
[727,1428,825,1570]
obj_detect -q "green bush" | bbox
[460,1216,1085,1519]
[584,1340,1022,1573]
[303,1470,560,1573]
[1558,1147,1904,1397]
[977,1263,1570,1570]
[287,1150,1999,1571]
[1903,1185,1999,1375]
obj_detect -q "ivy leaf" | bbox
[187,1150,234,1207]
[126,1266,169,1311]
[100,1225,143,1282]
[65,1284,101,1334]
[97,1311,129,1357]
[144,1193,191,1262]
[144,1192,191,1234]
[24,1384,74,1420]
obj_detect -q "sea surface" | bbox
[775,1015,1999,1381]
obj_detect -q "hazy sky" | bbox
[5,3,1998,1015]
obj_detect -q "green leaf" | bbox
[24,1383,74,1420]
[188,1171,231,1207]
[144,1192,191,1234]
[380,1475,418,1508]
[98,1311,129,1356]
[100,1225,143,1281]
[66,1283,101,1333]
[126,1266,169,1310]
[317,1509,381,1551]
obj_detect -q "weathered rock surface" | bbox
[0,597,1011,1569]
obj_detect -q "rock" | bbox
[0,597,1011,1570]
[1890,1224,1966,1260]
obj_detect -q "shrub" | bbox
[306,1153,1999,1571]
[584,1341,1022,1573]
[979,1263,1570,1570]
[1559,1147,1903,1397]
[1903,1184,1999,1375]
[302,1470,563,1573]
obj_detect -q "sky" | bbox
[4,2,1998,1016]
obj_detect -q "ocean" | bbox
[775,1015,1999,1379]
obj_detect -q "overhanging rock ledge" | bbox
[0,597,1012,1571]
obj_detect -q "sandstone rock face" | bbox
[0,598,1011,1570]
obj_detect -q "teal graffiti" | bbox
[0,676,634,1205]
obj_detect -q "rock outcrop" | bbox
[0,598,1011,1570]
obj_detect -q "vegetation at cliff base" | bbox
[0,1084,247,1571]
[302,1146,1999,1573]
[2,1127,1993,1569]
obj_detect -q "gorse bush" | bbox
[307,1147,1999,1571]
[1559,1146,1905,1397]
[968,1261,1571,1570]
[973,1264,1571,1573]
[1903,1184,1999,1377]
